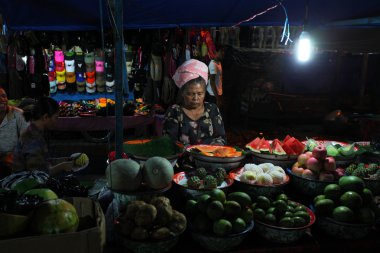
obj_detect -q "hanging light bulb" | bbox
[296,31,313,62]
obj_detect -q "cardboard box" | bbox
[0,197,106,253]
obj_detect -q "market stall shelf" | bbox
[54,115,154,132]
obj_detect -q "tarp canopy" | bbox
[1,0,380,31]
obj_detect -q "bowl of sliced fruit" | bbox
[246,135,304,168]
[186,145,246,171]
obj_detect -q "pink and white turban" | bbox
[172,59,208,88]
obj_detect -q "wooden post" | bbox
[112,0,124,159]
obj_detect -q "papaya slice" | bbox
[124,139,152,145]
[193,145,241,157]
[192,145,220,153]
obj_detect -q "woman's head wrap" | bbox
[172,59,208,88]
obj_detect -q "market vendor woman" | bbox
[163,59,227,146]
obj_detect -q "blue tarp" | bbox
[1,0,380,31]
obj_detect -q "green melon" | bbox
[24,188,58,202]
[142,156,174,189]
[11,178,40,194]
[106,159,142,191]
[30,199,79,235]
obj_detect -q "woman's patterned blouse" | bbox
[163,102,227,146]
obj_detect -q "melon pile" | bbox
[246,135,305,156]
[106,157,174,191]
[238,163,287,185]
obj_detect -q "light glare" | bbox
[296,32,312,62]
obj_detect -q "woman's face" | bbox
[183,82,206,109]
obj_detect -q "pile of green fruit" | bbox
[345,163,380,180]
[313,175,379,224]
[187,167,227,189]
[251,193,311,228]
[186,189,253,236]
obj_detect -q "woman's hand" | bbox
[49,160,74,176]
[59,161,75,172]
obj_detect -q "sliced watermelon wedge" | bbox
[283,135,292,143]
[271,139,282,151]
[246,137,261,153]
[284,137,296,146]
[282,142,296,155]
[259,138,272,153]
[273,142,286,155]
[289,138,306,155]
[284,137,305,155]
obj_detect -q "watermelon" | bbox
[284,137,304,155]
[282,142,296,155]
[246,137,261,153]
[259,139,272,153]
[284,137,296,146]
[290,139,306,154]
[271,139,281,150]
[273,142,286,155]
[283,135,292,143]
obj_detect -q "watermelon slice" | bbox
[271,139,282,151]
[290,139,306,155]
[259,138,272,153]
[284,137,296,146]
[283,135,292,143]
[273,142,286,155]
[284,137,305,155]
[246,137,261,153]
[282,142,296,155]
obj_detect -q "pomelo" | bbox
[213,219,232,236]
[340,191,363,210]
[332,206,354,223]
[30,199,79,235]
[338,176,365,193]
